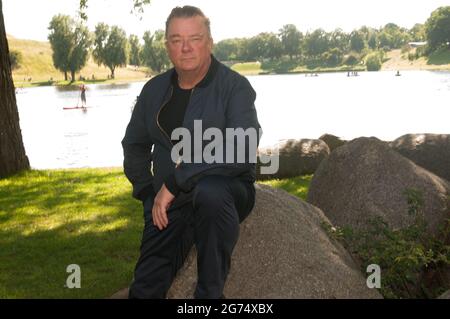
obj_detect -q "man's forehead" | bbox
[167,16,207,35]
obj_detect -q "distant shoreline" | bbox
[14,66,450,89]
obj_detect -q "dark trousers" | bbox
[128,175,255,299]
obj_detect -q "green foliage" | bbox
[247,32,283,61]
[350,30,366,53]
[323,188,450,299]
[366,52,382,71]
[322,48,343,67]
[378,23,412,50]
[48,14,91,81]
[78,0,151,21]
[141,30,170,74]
[425,6,450,52]
[279,24,303,59]
[93,23,128,79]
[368,33,379,50]
[343,53,360,66]
[427,47,450,65]
[9,50,22,70]
[329,28,349,52]
[303,29,330,57]
[409,23,426,42]
[261,57,298,73]
[128,34,141,66]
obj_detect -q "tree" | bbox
[425,6,450,51]
[350,30,366,53]
[303,29,330,57]
[409,23,426,42]
[379,23,411,49]
[329,28,349,52]
[141,30,170,73]
[368,32,379,50]
[48,15,91,82]
[214,38,241,61]
[129,34,142,66]
[0,0,150,177]
[0,0,30,177]
[93,24,128,79]
[68,23,91,81]
[279,24,302,60]
[9,50,22,70]
[48,15,73,81]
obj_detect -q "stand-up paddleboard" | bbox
[63,106,92,110]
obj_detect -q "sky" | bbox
[3,0,449,42]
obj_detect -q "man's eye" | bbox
[172,39,181,44]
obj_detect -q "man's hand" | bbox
[152,184,175,230]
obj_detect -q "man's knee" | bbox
[193,175,233,211]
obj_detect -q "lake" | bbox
[15,70,450,169]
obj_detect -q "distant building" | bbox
[408,41,427,48]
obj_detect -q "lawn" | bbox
[0,168,311,298]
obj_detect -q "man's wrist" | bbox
[138,186,156,203]
[164,174,180,197]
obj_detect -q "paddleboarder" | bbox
[80,84,87,108]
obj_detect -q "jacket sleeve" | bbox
[173,76,261,193]
[121,92,155,202]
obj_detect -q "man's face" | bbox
[165,16,213,73]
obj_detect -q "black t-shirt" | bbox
[158,81,192,144]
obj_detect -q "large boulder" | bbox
[390,134,450,182]
[438,289,450,299]
[165,184,381,299]
[257,139,330,180]
[307,137,450,236]
[319,134,347,152]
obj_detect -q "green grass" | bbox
[231,62,262,75]
[0,168,311,298]
[0,168,142,299]
[259,175,313,201]
[427,48,450,65]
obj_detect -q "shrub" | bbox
[366,52,382,71]
[344,53,359,66]
[322,188,450,299]
[9,50,23,70]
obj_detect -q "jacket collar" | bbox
[171,54,219,89]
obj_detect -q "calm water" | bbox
[15,70,450,169]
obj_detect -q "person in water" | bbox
[80,84,87,108]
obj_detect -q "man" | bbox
[122,6,261,299]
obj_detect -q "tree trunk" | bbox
[0,0,30,178]
[110,66,115,79]
[71,70,76,82]
[64,71,68,81]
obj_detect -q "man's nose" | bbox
[181,40,193,52]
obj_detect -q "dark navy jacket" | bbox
[121,56,261,209]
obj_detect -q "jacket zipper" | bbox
[157,86,174,145]
[157,86,195,167]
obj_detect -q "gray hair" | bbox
[165,6,211,39]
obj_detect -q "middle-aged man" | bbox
[122,6,262,299]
